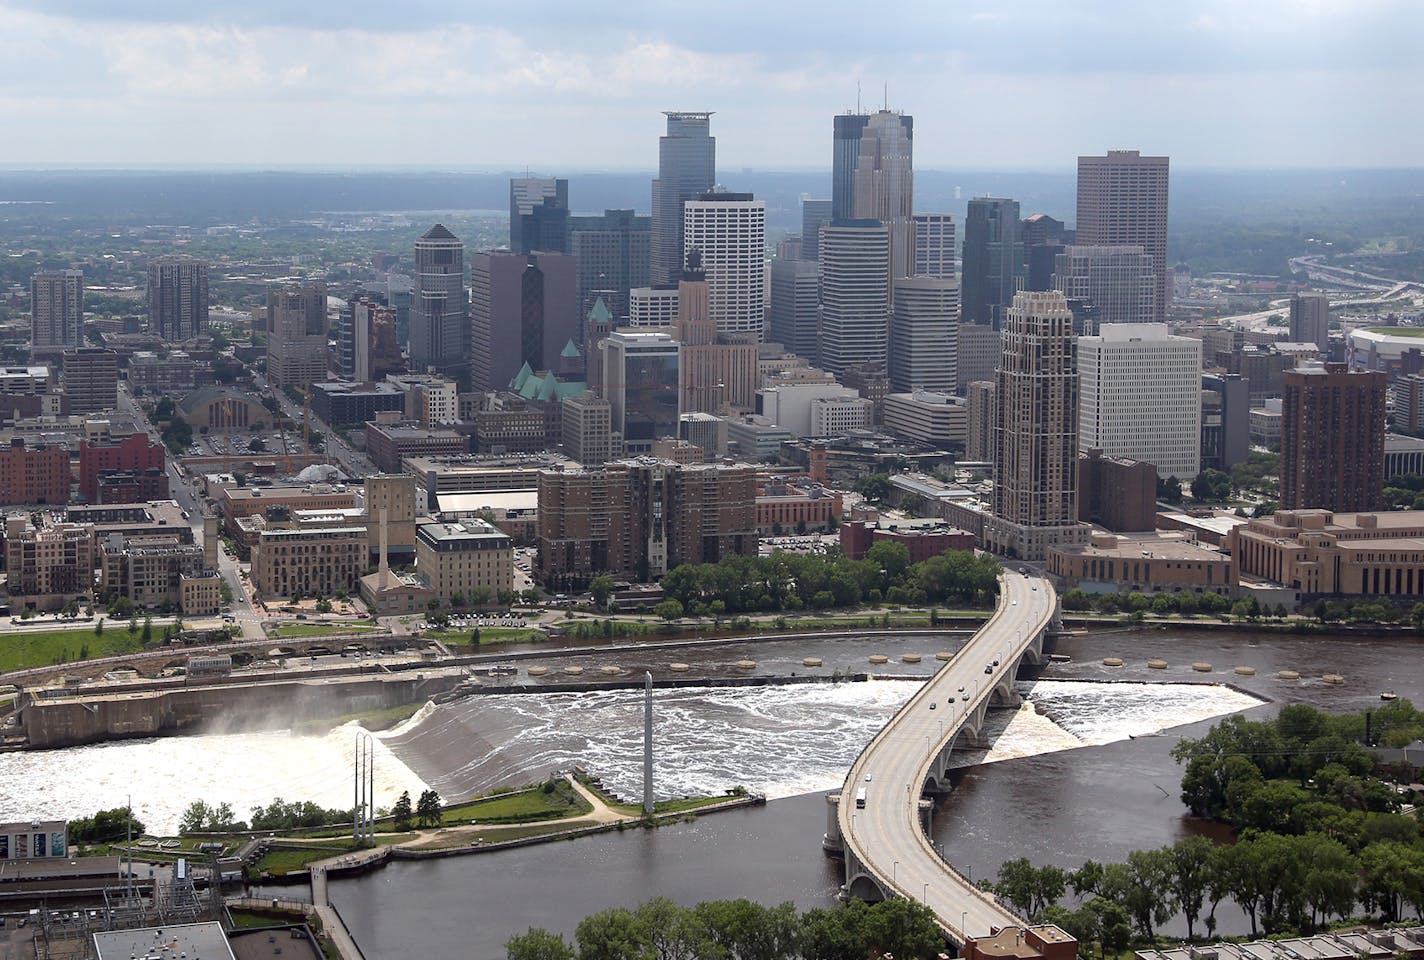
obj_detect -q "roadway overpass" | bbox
[825,571,1059,944]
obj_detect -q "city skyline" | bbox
[0,2,1418,169]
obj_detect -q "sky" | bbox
[0,1,1419,170]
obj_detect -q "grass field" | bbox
[0,625,154,673]
[433,626,546,648]
[437,783,590,824]
[271,622,377,638]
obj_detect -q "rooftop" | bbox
[94,922,236,960]
[1055,532,1228,562]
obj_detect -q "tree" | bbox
[852,472,892,503]
[93,617,104,636]
[415,789,442,827]
[690,899,800,960]
[505,928,576,960]
[142,616,153,641]
[1158,475,1184,504]
[589,575,615,609]
[315,598,333,614]
[69,806,145,844]
[654,599,684,622]
[1101,849,1175,939]
[392,790,413,830]
[575,906,651,960]
[1168,836,1214,939]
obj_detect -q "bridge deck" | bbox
[837,571,1057,942]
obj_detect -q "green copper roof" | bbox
[587,298,613,324]
[560,338,582,359]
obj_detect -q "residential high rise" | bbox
[1394,373,1424,436]
[602,329,681,452]
[61,347,119,414]
[469,251,577,392]
[965,380,996,462]
[843,110,914,280]
[561,391,614,466]
[1076,150,1170,321]
[409,225,466,374]
[266,281,329,389]
[818,220,890,375]
[651,111,716,284]
[986,291,1087,560]
[675,252,758,414]
[1289,291,1331,355]
[801,199,832,261]
[1052,245,1155,330]
[1078,324,1202,479]
[682,192,766,340]
[1280,362,1387,512]
[30,270,84,358]
[955,324,1001,393]
[769,258,822,361]
[509,178,570,254]
[961,198,1023,328]
[889,277,958,392]
[569,209,651,323]
[146,256,208,342]
[912,214,956,279]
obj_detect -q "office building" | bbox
[1229,509,1424,599]
[1077,449,1159,532]
[961,198,1023,328]
[569,209,651,322]
[536,458,757,587]
[562,391,615,466]
[889,276,958,392]
[409,225,466,374]
[365,417,469,473]
[682,192,765,339]
[1052,245,1155,329]
[0,438,71,506]
[986,291,1087,559]
[336,295,402,383]
[651,111,716,284]
[3,515,94,611]
[265,281,329,389]
[912,214,956,279]
[801,199,832,261]
[758,382,867,436]
[146,256,208,342]
[1076,150,1170,321]
[966,380,996,462]
[415,518,513,602]
[1022,213,1070,292]
[30,269,84,358]
[602,330,681,452]
[1280,363,1387,512]
[1289,291,1331,355]
[61,347,119,414]
[628,286,680,328]
[883,391,969,449]
[956,324,1001,393]
[252,525,368,599]
[1078,324,1202,479]
[509,177,569,254]
[1201,373,1251,471]
[469,250,577,392]
[769,258,821,361]
[818,220,890,375]
[675,253,758,414]
[833,109,914,278]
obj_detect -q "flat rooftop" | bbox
[94,921,235,960]
[1058,532,1228,562]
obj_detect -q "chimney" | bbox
[378,507,389,575]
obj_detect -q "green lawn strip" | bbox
[431,627,547,648]
[271,623,377,638]
[576,777,726,818]
[435,784,591,824]
[0,626,157,673]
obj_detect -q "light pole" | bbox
[893,859,899,884]
[922,881,929,904]
[961,911,967,937]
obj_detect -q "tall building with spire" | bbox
[833,109,914,281]
[651,112,715,285]
[986,290,1088,560]
[1076,150,1170,321]
[409,224,466,374]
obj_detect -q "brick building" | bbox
[755,477,842,534]
[1048,532,1235,597]
[1077,449,1157,532]
[364,417,469,473]
[0,438,71,506]
[78,432,167,504]
[1281,363,1387,513]
[1229,509,1424,599]
[536,458,757,588]
[251,525,367,599]
[3,515,95,611]
[840,518,977,563]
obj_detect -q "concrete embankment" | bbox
[435,672,871,702]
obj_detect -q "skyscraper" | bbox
[1281,362,1387,512]
[30,269,84,358]
[569,209,651,324]
[986,291,1087,560]
[409,224,466,374]
[769,258,821,361]
[961,198,1023,328]
[266,281,329,389]
[889,277,958,392]
[651,111,716,285]
[801,199,832,261]
[675,252,758,414]
[509,178,570,254]
[818,220,890,375]
[682,191,765,339]
[1078,324,1202,479]
[1289,291,1330,355]
[469,251,577,393]
[912,214,955,279]
[833,109,914,280]
[147,256,208,342]
[61,347,119,414]
[602,329,681,453]
[1076,150,1170,321]
[1051,245,1155,329]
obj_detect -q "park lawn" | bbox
[250,841,363,876]
[0,626,154,673]
[271,622,377,638]
[439,784,591,824]
[436,627,546,647]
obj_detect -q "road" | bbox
[838,572,1057,942]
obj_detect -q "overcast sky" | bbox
[0,1,1418,170]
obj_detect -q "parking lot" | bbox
[758,533,838,557]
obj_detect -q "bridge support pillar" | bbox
[822,791,843,855]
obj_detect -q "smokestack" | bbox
[378,506,389,575]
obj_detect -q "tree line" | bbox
[660,543,1001,615]
[505,896,947,960]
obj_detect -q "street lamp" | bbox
[961,911,967,936]
[893,859,899,884]
[922,881,929,904]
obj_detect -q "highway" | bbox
[837,571,1057,942]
